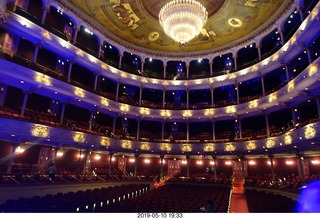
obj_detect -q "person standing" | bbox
[47,163,56,181]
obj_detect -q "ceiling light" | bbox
[159,0,208,45]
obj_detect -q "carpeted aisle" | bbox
[229,193,249,213]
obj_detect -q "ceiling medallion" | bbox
[228,18,242,27]
[159,0,208,45]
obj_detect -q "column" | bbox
[52,147,59,165]
[236,82,240,104]
[98,43,103,59]
[141,61,144,75]
[139,86,143,106]
[241,157,246,179]
[161,120,165,140]
[116,81,121,101]
[112,117,117,134]
[20,92,29,116]
[108,152,114,176]
[278,29,285,46]
[186,154,190,178]
[136,119,141,141]
[6,144,18,174]
[72,26,79,44]
[186,64,190,79]
[134,153,139,177]
[212,155,217,180]
[82,150,90,175]
[162,89,166,108]
[211,87,214,107]
[118,54,123,69]
[94,73,100,91]
[305,47,313,64]
[163,63,167,79]
[297,154,306,184]
[265,114,270,136]
[67,60,75,83]
[284,64,290,82]
[186,89,189,109]
[269,155,275,182]
[233,55,238,71]
[186,120,190,141]
[160,154,165,179]
[297,7,304,23]
[260,74,266,96]
[89,110,95,130]
[257,44,262,61]
[32,44,40,63]
[238,119,242,139]
[59,103,66,124]
[41,6,49,25]
[212,120,216,141]
[209,61,213,76]
[316,97,320,119]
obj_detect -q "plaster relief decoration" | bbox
[181,144,192,152]
[204,143,215,152]
[246,141,257,150]
[100,137,110,146]
[225,143,236,151]
[103,1,141,30]
[266,138,276,149]
[304,124,316,139]
[121,140,132,149]
[160,143,172,152]
[73,132,85,143]
[140,142,151,150]
[31,125,49,137]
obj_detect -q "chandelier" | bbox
[159,0,208,45]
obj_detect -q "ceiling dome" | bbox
[67,0,292,54]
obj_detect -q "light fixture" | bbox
[159,0,208,45]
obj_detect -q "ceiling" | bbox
[66,0,293,54]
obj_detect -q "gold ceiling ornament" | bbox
[284,134,292,145]
[159,0,208,45]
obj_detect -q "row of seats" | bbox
[0,183,149,213]
[95,183,231,213]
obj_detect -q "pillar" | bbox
[32,44,40,63]
[20,92,29,116]
[6,144,18,174]
[139,86,143,106]
[186,120,190,141]
[211,87,214,107]
[236,82,240,104]
[233,55,238,71]
[73,26,79,44]
[67,60,75,83]
[41,6,49,25]
[160,154,165,179]
[94,73,100,91]
[134,154,139,177]
[162,89,166,108]
[209,61,213,76]
[112,117,117,134]
[269,155,275,182]
[59,103,66,124]
[161,120,165,140]
[186,64,190,79]
[316,97,320,119]
[108,152,113,176]
[116,81,121,101]
[297,154,306,184]
[265,114,270,136]
[118,54,123,69]
[212,120,216,141]
[163,63,167,79]
[136,119,141,141]
[82,150,90,175]
[186,154,190,178]
[141,61,144,75]
[186,89,189,109]
[257,44,262,61]
[259,73,265,96]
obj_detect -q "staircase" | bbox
[232,179,244,195]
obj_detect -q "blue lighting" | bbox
[296,180,320,212]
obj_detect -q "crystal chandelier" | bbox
[159,0,208,45]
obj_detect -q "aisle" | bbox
[229,193,249,213]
